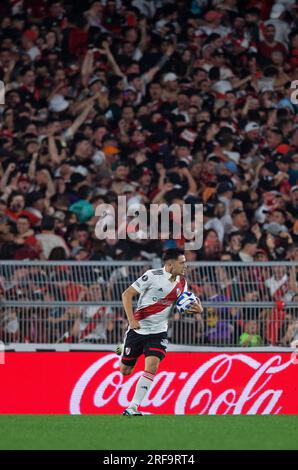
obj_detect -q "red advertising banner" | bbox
[0,352,297,414]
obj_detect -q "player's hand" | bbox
[129,319,141,330]
[188,298,203,315]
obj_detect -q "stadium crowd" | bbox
[1,260,298,346]
[0,0,298,346]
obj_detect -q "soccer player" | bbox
[118,248,203,416]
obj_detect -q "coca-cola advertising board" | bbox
[0,352,297,414]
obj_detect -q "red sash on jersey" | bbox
[79,307,105,340]
[134,278,186,321]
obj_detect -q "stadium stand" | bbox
[0,0,298,347]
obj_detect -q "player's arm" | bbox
[122,286,140,330]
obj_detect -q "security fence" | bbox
[0,261,298,348]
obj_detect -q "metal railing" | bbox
[1,304,297,348]
[0,261,298,347]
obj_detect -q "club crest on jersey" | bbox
[125,347,131,355]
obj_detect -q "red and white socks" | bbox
[128,371,155,412]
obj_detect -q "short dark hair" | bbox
[245,7,260,16]
[268,127,283,137]
[127,73,140,82]
[273,208,287,219]
[41,216,55,231]
[17,215,31,223]
[241,232,257,248]
[162,248,185,263]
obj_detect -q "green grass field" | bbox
[0,416,297,450]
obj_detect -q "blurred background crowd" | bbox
[0,0,297,263]
[1,262,297,346]
[0,0,298,347]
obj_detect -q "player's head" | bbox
[162,248,187,276]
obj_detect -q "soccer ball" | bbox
[176,292,197,313]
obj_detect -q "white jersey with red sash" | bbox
[130,267,187,335]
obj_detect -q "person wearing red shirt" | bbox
[5,192,40,226]
[259,23,287,64]
[14,215,42,257]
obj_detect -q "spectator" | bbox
[239,320,263,347]
[229,207,249,234]
[70,284,114,344]
[14,214,41,257]
[237,233,258,262]
[0,1,296,264]
[264,300,292,346]
[0,307,19,343]
[36,215,70,259]
[0,0,297,347]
